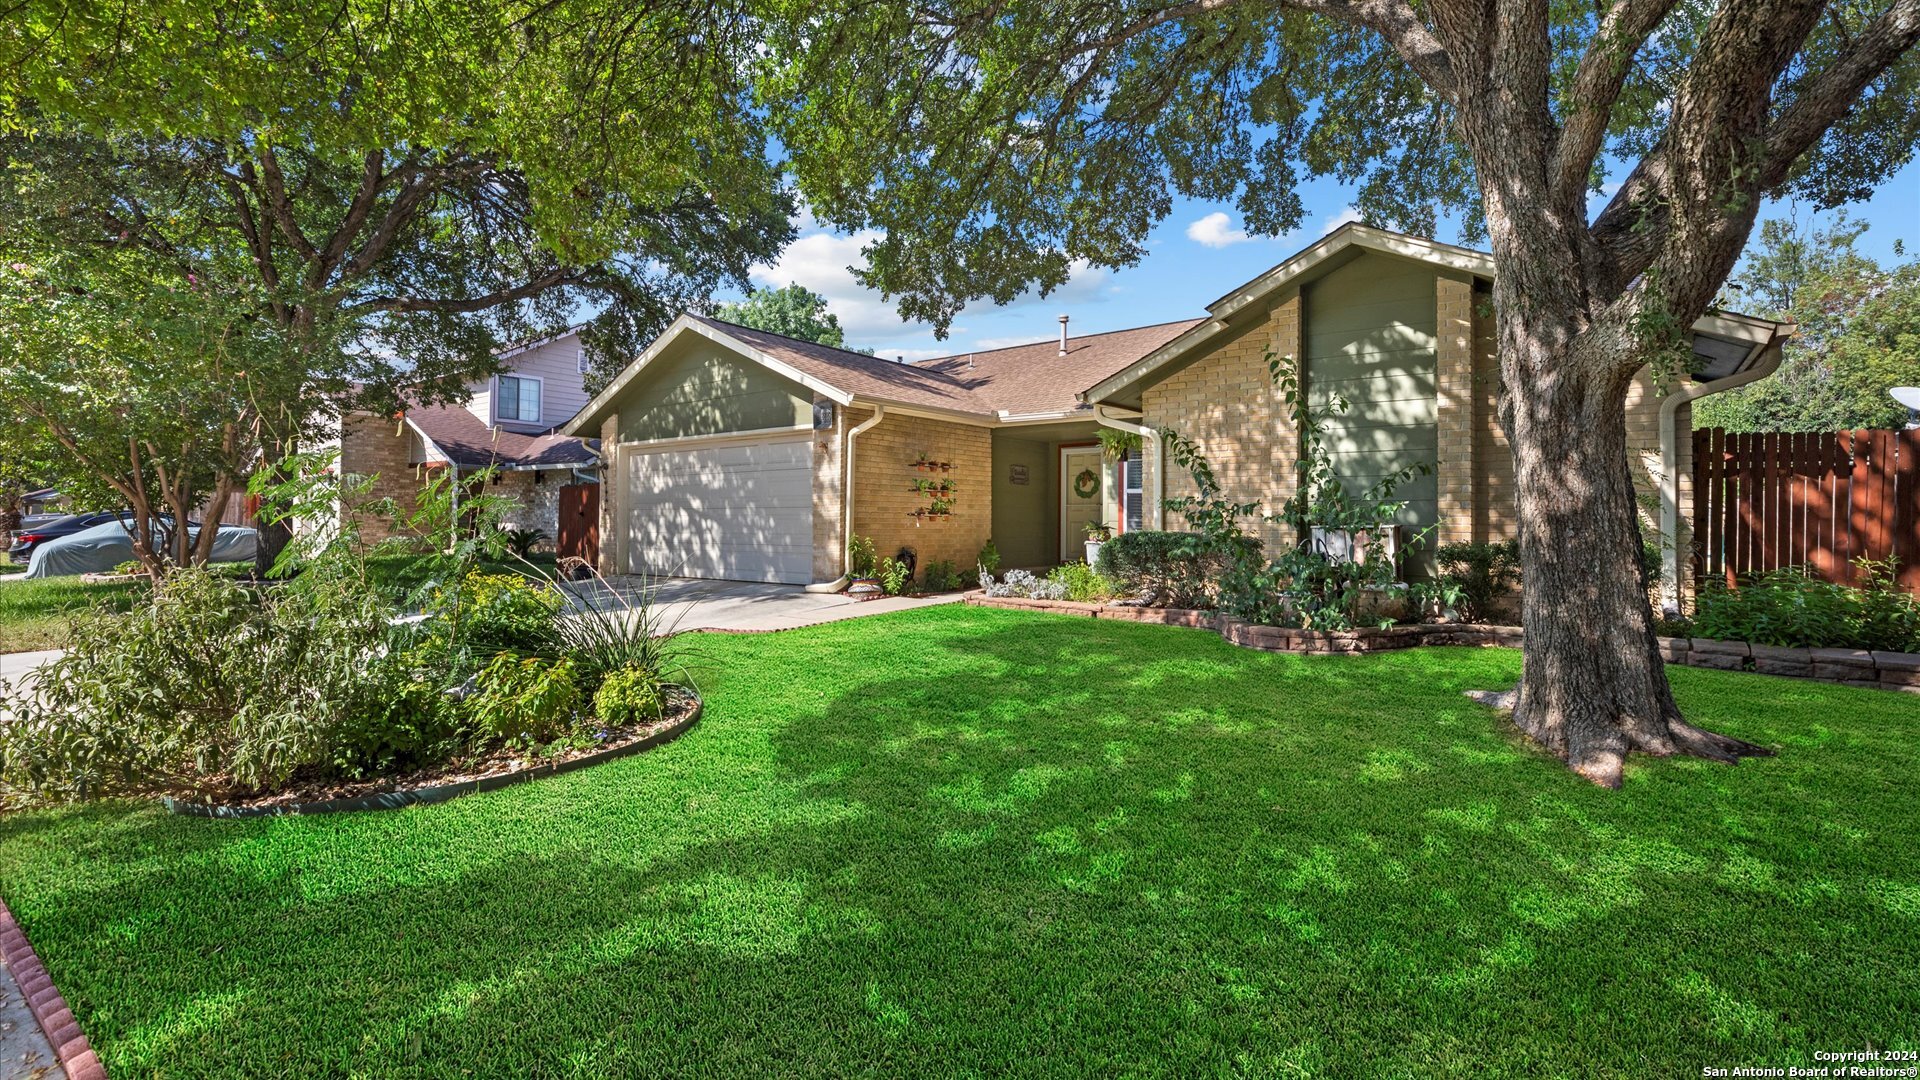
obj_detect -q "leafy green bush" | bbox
[448,572,561,657]
[1095,530,1259,608]
[1047,562,1118,602]
[976,538,1000,578]
[921,560,967,592]
[594,665,666,727]
[879,556,911,595]
[499,526,549,559]
[1434,540,1520,623]
[848,534,878,578]
[0,568,402,801]
[467,654,583,746]
[1692,560,1919,651]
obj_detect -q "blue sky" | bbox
[720,158,1920,362]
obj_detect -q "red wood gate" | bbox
[1692,428,1920,593]
[556,483,600,568]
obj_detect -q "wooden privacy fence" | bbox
[1692,427,1920,594]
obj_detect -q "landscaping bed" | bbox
[164,686,701,817]
[968,594,1920,691]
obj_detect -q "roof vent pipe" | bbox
[1058,315,1069,355]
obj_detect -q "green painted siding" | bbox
[1303,254,1439,573]
[614,338,812,442]
[990,433,1054,569]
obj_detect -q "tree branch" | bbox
[1551,0,1680,207]
[1760,0,1920,187]
[345,266,585,314]
[309,149,389,288]
[249,147,320,261]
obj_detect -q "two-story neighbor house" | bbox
[338,327,599,545]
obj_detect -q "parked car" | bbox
[8,510,132,562]
[24,519,255,579]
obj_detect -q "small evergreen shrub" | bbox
[1095,530,1260,608]
[1433,540,1520,623]
[468,654,584,746]
[594,665,666,727]
[1047,562,1118,602]
[1692,560,1919,651]
[449,572,562,657]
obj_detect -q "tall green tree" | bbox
[0,0,793,569]
[759,0,1920,785]
[715,282,872,351]
[1699,216,1920,431]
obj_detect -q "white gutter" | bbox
[806,404,887,593]
[1656,333,1790,610]
[1094,405,1161,529]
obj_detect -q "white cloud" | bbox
[749,226,1114,351]
[1186,211,1251,248]
[1320,207,1364,236]
[747,227,916,341]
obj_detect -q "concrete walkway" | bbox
[0,951,59,1080]
[562,577,963,633]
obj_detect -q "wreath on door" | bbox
[1071,467,1100,500]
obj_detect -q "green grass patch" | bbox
[0,605,1913,1076]
[0,575,145,653]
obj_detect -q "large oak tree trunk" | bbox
[1496,293,1772,787]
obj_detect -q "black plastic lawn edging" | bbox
[161,693,702,819]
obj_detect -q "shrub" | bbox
[1047,562,1118,602]
[1433,540,1521,623]
[849,534,878,578]
[0,567,402,802]
[1692,560,1919,651]
[976,538,1001,578]
[499,526,549,559]
[921,560,963,592]
[594,665,666,727]
[880,556,911,595]
[467,654,583,746]
[551,571,695,689]
[1095,530,1259,608]
[983,569,1067,600]
[448,572,562,657]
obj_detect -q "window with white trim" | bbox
[497,375,542,424]
[1121,448,1144,532]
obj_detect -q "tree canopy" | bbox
[757,0,1920,785]
[715,283,870,351]
[1698,216,1920,432]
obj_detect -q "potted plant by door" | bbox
[1084,522,1113,566]
[847,534,883,595]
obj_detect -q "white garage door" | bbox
[624,435,815,584]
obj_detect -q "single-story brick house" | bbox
[566,225,1791,601]
[334,327,599,545]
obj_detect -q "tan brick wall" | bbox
[339,412,434,546]
[1435,276,1476,545]
[811,395,848,581]
[850,410,993,578]
[597,416,619,574]
[1470,286,1515,542]
[1140,292,1299,551]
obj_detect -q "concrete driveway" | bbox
[562,576,962,633]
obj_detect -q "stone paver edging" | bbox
[967,594,1920,693]
[0,894,104,1080]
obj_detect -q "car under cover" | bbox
[24,520,257,578]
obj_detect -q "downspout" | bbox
[1656,333,1789,610]
[1094,405,1161,529]
[806,403,886,593]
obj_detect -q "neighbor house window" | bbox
[1121,449,1144,532]
[498,375,542,423]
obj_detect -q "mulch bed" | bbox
[163,686,700,817]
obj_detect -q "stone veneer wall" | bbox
[1140,291,1300,552]
[849,409,993,577]
[597,415,620,575]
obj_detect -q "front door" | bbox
[1059,445,1104,562]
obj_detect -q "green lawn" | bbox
[0,605,1912,1077]
[0,575,145,653]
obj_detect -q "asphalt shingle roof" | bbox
[406,402,598,469]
